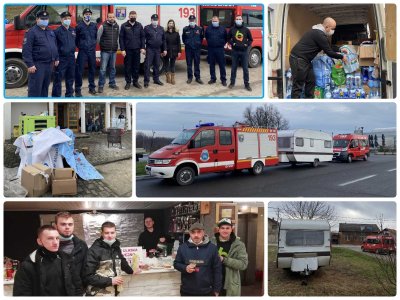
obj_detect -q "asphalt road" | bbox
[136,154,396,197]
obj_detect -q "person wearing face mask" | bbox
[164,19,181,85]
[54,212,88,295]
[290,17,348,98]
[22,10,59,97]
[211,218,248,296]
[75,8,98,96]
[182,15,204,84]
[143,14,167,88]
[97,12,120,93]
[173,223,222,296]
[51,12,76,97]
[205,16,228,86]
[119,11,145,90]
[85,221,134,296]
[13,225,79,296]
[227,15,253,92]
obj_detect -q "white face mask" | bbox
[103,239,116,246]
[327,29,335,36]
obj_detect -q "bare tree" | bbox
[280,201,337,224]
[374,253,396,295]
[376,213,385,231]
[242,104,289,129]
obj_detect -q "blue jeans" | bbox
[98,51,117,87]
[230,49,249,85]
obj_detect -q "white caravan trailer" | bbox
[277,219,331,275]
[278,129,333,167]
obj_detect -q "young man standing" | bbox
[138,216,166,254]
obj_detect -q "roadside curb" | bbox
[93,155,132,166]
[136,175,152,180]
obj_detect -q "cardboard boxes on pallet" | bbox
[21,164,52,197]
[52,168,77,196]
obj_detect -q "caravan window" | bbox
[310,139,314,147]
[286,230,325,246]
[324,140,332,148]
[295,138,304,147]
[278,137,291,148]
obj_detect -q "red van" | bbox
[332,134,370,163]
[361,235,396,254]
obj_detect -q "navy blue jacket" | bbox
[54,25,76,58]
[182,25,204,50]
[119,21,145,50]
[205,25,227,48]
[144,24,166,51]
[75,21,97,51]
[22,25,59,67]
[174,238,222,295]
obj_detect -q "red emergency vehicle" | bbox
[200,5,263,68]
[361,235,396,254]
[145,123,279,185]
[332,134,370,163]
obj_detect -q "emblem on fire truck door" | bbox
[238,134,244,143]
[200,149,210,162]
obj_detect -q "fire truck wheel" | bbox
[347,155,353,163]
[363,154,368,161]
[249,161,264,175]
[175,166,195,186]
[312,159,319,168]
[248,48,261,68]
[6,58,28,88]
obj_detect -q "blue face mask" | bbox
[189,21,195,27]
[235,20,243,26]
[63,19,71,27]
[84,15,91,22]
[212,21,219,27]
[38,19,49,27]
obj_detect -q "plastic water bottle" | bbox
[360,89,366,99]
[346,74,353,90]
[286,69,292,99]
[354,73,361,89]
[349,89,356,99]
[324,85,332,99]
[332,87,339,99]
[173,240,180,257]
[368,66,374,80]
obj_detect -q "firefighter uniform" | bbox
[22,11,58,97]
[75,8,97,96]
[182,15,204,83]
[143,14,166,87]
[52,12,76,97]
[205,24,227,84]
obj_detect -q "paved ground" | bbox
[5,59,263,98]
[136,154,396,197]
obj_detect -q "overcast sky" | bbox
[136,102,396,138]
[268,201,396,231]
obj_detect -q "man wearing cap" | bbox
[173,222,222,296]
[97,12,120,93]
[205,16,228,86]
[143,14,167,88]
[211,218,248,296]
[75,8,98,96]
[22,10,59,97]
[119,11,145,90]
[51,11,76,97]
[182,15,204,84]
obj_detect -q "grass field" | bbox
[136,161,147,176]
[268,245,396,296]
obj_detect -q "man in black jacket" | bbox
[227,15,253,91]
[173,222,222,296]
[289,17,348,98]
[97,12,120,93]
[54,212,88,295]
[13,225,80,296]
[85,221,134,296]
[119,10,145,90]
[138,216,166,254]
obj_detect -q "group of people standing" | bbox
[22,8,254,97]
[13,212,248,297]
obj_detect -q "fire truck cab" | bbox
[145,123,278,185]
[333,134,370,163]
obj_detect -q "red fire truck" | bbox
[145,123,279,185]
[332,134,370,163]
[361,235,396,254]
[5,4,263,89]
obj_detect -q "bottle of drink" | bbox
[286,68,292,99]
[324,85,332,99]
[346,74,353,90]
[362,67,369,84]
[350,89,356,99]
[354,72,361,89]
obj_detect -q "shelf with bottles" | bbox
[169,202,200,217]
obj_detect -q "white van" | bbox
[268,4,396,98]
[277,219,331,275]
[278,129,333,167]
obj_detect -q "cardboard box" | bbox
[359,58,376,66]
[52,168,77,196]
[21,164,52,197]
[359,44,375,58]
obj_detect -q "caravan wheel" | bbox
[312,159,319,168]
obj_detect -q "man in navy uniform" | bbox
[143,14,167,88]
[75,8,97,96]
[205,16,228,86]
[22,10,59,97]
[51,11,76,97]
[182,15,204,85]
